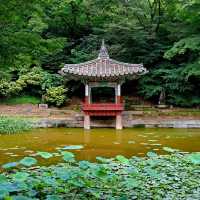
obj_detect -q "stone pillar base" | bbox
[84,115,90,129]
[116,114,123,130]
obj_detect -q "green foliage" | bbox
[0,95,40,105]
[163,147,179,153]
[19,157,37,167]
[1,153,200,199]
[59,145,84,150]
[0,0,200,107]
[115,155,129,164]
[0,67,65,106]
[37,152,53,159]
[61,151,75,162]
[186,153,200,165]
[164,36,200,59]
[2,162,19,169]
[0,67,43,98]
[43,86,67,106]
[0,116,33,134]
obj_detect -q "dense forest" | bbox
[0,0,200,107]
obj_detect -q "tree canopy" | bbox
[0,0,199,107]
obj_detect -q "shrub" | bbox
[0,80,23,97]
[0,68,66,105]
[0,116,33,134]
[43,86,67,106]
[0,80,11,97]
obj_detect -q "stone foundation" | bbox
[1,105,200,128]
[32,111,200,129]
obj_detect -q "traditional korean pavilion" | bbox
[61,40,147,129]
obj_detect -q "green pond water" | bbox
[0,128,200,166]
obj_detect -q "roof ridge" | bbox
[98,39,109,59]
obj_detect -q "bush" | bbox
[43,86,67,106]
[0,116,33,134]
[0,67,43,98]
[0,68,65,105]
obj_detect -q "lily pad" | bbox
[0,175,7,183]
[96,157,113,163]
[186,153,200,164]
[116,155,129,164]
[19,157,37,167]
[163,146,179,153]
[37,151,53,159]
[147,151,158,158]
[2,162,18,169]
[61,151,75,162]
[59,145,84,150]
[12,172,29,181]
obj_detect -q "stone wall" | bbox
[1,105,199,128]
[123,111,200,128]
[32,111,200,128]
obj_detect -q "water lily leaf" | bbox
[147,151,158,158]
[125,167,139,176]
[60,145,84,150]
[163,147,179,153]
[124,178,139,189]
[145,168,161,179]
[37,151,53,159]
[2,162,18,169]
[79,160,91,169]
[0,189,9,199]
[118,195,128,200]
[116,155,129,164]
[46,195,61,200]
[0,175,7,183]
[61,151,75,162]
[12,172,29,181]
[19,157,37,167]
[186,153,200,164]
[0,182,22,193]
[96,156,112,163]
[11,195,33,200]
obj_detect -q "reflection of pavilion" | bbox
[80,131,125,160]
[61,40,147,129]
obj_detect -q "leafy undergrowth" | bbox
[0,95,40,105]
[0,116,34,134]
[0,150,200,200]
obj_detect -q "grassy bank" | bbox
[0,116,34,134]
[0,95,40,105]
[0,151,200,199]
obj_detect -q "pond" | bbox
[0,128,200,166]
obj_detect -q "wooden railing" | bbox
[82,103,124,111]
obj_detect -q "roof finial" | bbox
[98,39,109,59]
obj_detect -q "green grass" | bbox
[0,116,34,134]
[1,95,40,105]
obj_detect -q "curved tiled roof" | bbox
[61,40,147,81]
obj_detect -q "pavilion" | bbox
[61,40,147,129]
